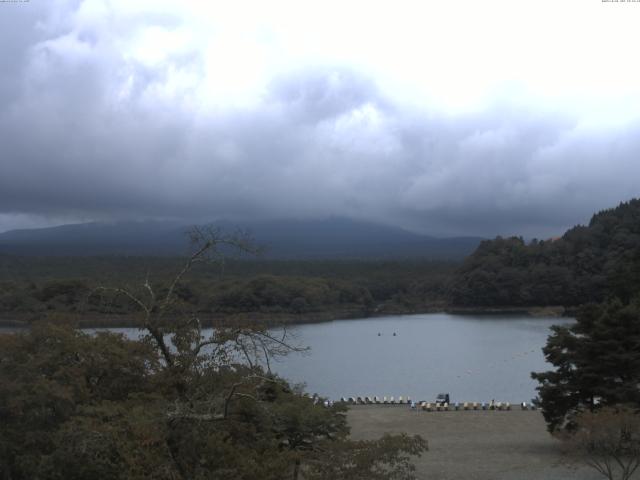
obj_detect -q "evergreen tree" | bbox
[532,298,640,432]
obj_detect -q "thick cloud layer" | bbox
[1,1,639,237]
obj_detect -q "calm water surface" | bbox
[269,313,572,403]
[1,313,572,403]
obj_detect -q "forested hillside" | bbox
[449,199,640,307]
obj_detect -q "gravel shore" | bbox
[347,405,604,480]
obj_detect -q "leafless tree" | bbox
[97,225,306,417]
[562,406,640,480]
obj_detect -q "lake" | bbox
[1,313,572,404]
[269,313,572,404]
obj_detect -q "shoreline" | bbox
[0,305,569,329]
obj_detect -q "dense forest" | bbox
[0,257,455,325]
[449,199,640,307]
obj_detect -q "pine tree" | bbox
[532,298,640,432]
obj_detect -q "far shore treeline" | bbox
[0,258,454,326]
[1,198,639,327]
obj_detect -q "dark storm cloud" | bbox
[1,2,639,237]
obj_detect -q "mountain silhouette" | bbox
[0,218,482,259]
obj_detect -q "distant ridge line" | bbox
[0,218,482,260]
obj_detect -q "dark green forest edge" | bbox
[450,198,640,308]
[0,259,453,327]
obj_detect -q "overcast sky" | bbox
[1,0,640,237]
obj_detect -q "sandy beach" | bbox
[347,405,604,480]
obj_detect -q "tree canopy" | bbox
[0,228,427,479]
